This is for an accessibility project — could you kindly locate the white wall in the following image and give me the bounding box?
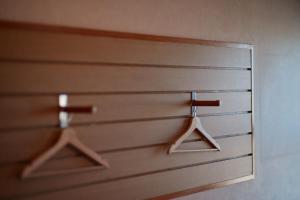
[1,0,300,199]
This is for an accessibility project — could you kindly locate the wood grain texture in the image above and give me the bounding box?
[0,63,251,94]
[0,27,251,67]
[0,92,251,129]
[17,156,252,200]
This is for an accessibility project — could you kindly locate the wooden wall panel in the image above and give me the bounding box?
[0,28,251,68]
[0,21,254,200]
[0,63,251,93]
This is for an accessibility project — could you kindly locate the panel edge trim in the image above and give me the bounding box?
[0,20,253,49]
[152,174,255,199]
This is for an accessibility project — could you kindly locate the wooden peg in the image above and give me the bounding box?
[192,100,221,107]
[59,106,97,114]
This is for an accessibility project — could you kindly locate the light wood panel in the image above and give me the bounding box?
[19,156,252,200]
[0,136,251,199]
[0,113,252,164]
[0,92,251,129]
[0,28,251,68]
[0,63,251,94]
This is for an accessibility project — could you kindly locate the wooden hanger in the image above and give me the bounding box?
[168,117,221,153]
[21,127,110,179]
[21,94,110,179]
[168,92,221,153]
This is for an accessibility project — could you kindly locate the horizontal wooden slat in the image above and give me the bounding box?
[0,135,251,199]
[0,63,251,94]
[17,156,252,200]
[0,92,251,129]
[0,113,252,164]
[0,28,251,68]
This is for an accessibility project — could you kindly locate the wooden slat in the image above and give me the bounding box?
[0,63,251,94]
[0,92,251,129]
[0,136,251,199]
[0,28,251,68]
[17,156,252,200]
[0,113,252,164]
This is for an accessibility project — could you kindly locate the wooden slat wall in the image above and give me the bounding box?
[0,21,254,200]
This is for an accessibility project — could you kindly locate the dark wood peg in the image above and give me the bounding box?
[191,100,221,107]
[59,106,97,114]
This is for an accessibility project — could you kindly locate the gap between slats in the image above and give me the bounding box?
[0,111,251,132]
[1,132,251,166]
[0,89,251,97]
[0,63,252,93]
[0,58,252,70]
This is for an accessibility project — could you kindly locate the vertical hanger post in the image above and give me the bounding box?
[191,91,197,117]
[59,94,69,128]
[58,93,97,128]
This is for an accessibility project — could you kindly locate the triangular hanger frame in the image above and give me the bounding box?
[21,128,110,179]
[169,117,221,153]
[168,91,221,154]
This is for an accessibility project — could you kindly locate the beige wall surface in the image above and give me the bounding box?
[0,0,299,199]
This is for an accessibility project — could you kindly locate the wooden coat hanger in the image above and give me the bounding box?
[21,94,110,179]
[168,91,221,154]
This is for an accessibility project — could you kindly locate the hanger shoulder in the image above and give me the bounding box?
[69,130,110,168]
[21,129,69,179]
[169,117,197,153]
[195,118,221,150]
[176,117,197,144]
